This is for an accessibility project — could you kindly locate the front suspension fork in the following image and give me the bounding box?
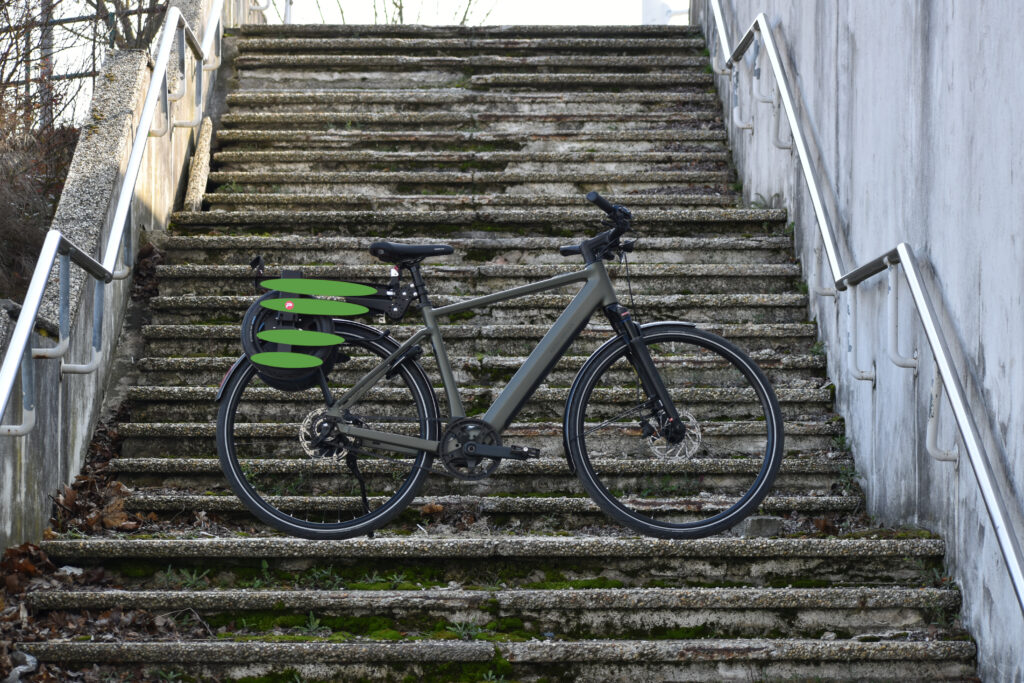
[602,304,685,441]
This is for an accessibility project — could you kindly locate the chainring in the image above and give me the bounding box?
[439,417,501,481]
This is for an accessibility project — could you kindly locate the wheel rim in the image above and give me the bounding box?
[570,328,782,534]
[219,334,434,535]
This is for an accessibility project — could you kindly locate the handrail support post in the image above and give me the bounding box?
[32,251,71,359]
[886,259,918,372]
[927,359,959,463]
[847,282,875,383]
[0,351,36,437]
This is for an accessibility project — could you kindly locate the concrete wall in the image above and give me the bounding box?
[693,1,1024,678]
[0,0,227,551]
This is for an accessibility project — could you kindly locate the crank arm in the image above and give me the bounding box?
[463,442,539,460]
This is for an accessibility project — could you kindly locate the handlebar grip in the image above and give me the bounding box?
[559,244,583,257]
[586,191,616,215]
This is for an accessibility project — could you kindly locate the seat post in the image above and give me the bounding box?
[406,263,432,307]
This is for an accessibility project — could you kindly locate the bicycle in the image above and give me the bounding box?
[216,191,784,539]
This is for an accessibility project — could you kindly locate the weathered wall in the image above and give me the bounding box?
[0,0,223,551]
[693,1,1024,678]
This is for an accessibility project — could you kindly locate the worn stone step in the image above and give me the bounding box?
[136,349,825,386]
[140,322,821,357]
[172,208,783,237]
[159,234,792,267]
[213,128,728,148]
[19,638,975,681]
[203,171,733,196]
[198,192,738,213]
[470,72,715,89]
[218,110,721,131]
[39,536,947,588]
[119,492,859,529]
[235,54,711,72]
[26,586,957,640]
[211,149,731,171]
[109,454,852,496]
[156,263,801,297]
[171,207,780,227]
[200,193,739,213]
[147,292,809,326]
[236,25,704,39]
[119,418,840,459]
[126,380,830,423]
[225,89,720,114]
[235,37,708,55]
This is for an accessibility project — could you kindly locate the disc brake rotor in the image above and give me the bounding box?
[646,410,701,458]
[299,407,345,460]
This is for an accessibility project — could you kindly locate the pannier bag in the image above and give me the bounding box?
[240,274,376,391]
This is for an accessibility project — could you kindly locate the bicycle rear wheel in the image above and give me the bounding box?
[216,321,439,539]
[564,322,784,538]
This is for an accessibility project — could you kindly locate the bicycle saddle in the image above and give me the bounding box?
[369,241,454,265]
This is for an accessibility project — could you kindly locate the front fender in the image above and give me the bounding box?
[216,355,249,403]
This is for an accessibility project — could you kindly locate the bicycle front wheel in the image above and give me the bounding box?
[216,321,439,539]
[564,322,784,538]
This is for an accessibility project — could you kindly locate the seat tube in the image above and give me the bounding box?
[421,304,464,418]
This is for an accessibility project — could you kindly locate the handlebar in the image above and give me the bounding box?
[559,192,635,263]
[586,190,616,215]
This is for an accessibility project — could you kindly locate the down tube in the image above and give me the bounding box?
[483,281,608,432]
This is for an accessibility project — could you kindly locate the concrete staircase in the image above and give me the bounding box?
[18,25,975,680]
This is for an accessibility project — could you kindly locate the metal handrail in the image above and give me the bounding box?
[0,0,254,436]
[705,0,1024,617]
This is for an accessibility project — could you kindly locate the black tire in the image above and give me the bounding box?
[564,322,784,538]
[217,320,439,539]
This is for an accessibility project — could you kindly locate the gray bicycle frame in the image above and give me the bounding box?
[329,259,620,455]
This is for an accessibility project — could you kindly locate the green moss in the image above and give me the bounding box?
[235,671,308,683]
[524,576,624,590]
[448,309,477,322]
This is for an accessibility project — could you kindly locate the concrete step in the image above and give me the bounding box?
[18,638,975,681]
[213,128,728,148]
[146,292,809,326]
[25,586,957,640]
[171,208,784,237]
[155,263,801,296]
[126,381,831,423]
[38,536,947,588]
[237,68,715,91]
[118,492,860,530]
[140,322,821,357]
[210,149,731,171]
[119,419,841,459]
[236,25,704,39]
[160,234,792,266]
[470,72,715,89]
[109,454,853,496]
[203,171,734,196]
[217,110,721,131]
[235,37,708,55]
[136,350,825,386]
[234,54,711,71]
[200,192,740,212]
[224,89,721,114]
